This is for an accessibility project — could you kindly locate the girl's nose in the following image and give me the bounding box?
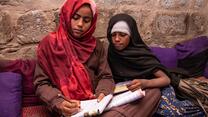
[77,19,83,27]
[115,34,120,42]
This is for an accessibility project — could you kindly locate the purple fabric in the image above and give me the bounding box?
[0,72,22,117]
[0,59,42,107]
[150,47,177,68]
[175,36,208,59]
[175,36,208,77]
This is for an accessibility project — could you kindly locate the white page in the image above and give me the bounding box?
[105,89,145,110]
[72,99,98,117]
[72,94,113,117]
[97,94,113,114]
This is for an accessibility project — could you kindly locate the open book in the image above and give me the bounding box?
[72,86,145,117]
[113,80,131,94]
[110,81,145,110]
[105,89,145,111]
[72,94,113,117]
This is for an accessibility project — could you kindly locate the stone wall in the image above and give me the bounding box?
[0,0,207,59]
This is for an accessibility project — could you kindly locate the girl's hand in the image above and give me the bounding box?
[56,99,80,116]
[126,79,147,91]
[97,93,105,102]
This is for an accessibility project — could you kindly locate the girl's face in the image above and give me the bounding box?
[111,32,130,51]
[71,4,93,38]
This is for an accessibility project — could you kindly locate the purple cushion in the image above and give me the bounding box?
[0,72,22,117]
[175,36,208,59]
[175,36,208,77]
[150,47,177,68]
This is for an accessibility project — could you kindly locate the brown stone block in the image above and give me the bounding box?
[95,0,117,6]
[0,0,10,5]
[152,12,188,37]
[0,0,20,6]
[95,0,156,9]
[15,10,52,45]
[18,45,37,59]
[0,43,36,59]
[135,0,157,8]
[188,12,206,34]
[0,43,20,56]
[191,0,208,9]
[159,0,189,9]
[94,7,116,38]
[0,11,13,44]
[116,0,137,5]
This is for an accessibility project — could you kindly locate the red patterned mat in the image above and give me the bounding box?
[22,105,51,117]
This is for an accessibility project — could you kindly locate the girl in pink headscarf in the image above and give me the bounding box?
[34,0,114,116]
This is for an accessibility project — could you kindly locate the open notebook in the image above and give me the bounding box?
[72,81,145,117]
[71,94,113,117]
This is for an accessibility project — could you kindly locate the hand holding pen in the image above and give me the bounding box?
[57,94,80,116]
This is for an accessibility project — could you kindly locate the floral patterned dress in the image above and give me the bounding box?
[156,85,205,117]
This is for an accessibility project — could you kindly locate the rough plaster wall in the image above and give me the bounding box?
[0,0,207,59]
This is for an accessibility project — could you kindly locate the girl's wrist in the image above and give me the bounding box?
[142,79,149,89]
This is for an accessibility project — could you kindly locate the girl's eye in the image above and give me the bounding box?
[72,14,80,20]
[120,33,127,37]
[111,33,116,37]
[83,17,92,23]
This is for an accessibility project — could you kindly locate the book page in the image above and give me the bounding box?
[105,89,145,111]
[96,94,113,114]
[114,81,131,94]
[71,99,97,117]
[72,94,113,117]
